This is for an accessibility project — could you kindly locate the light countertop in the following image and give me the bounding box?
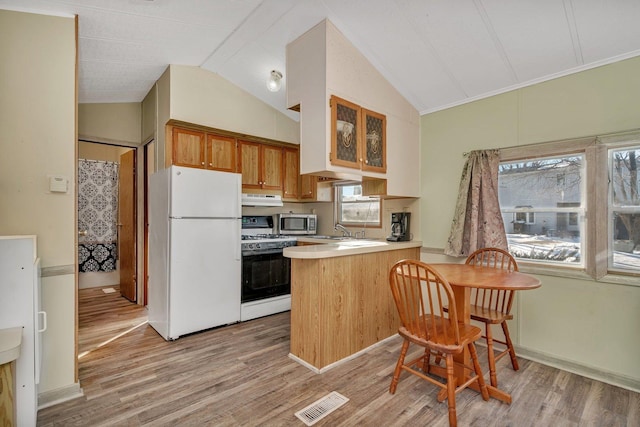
[0,326,22,365]
[284,238,422,259]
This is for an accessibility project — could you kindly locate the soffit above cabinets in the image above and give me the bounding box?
[3,0,640,118]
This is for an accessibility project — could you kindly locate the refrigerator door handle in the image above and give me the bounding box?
[38,311,47,332]
[235,219,241,261]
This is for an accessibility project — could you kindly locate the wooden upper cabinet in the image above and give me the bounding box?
[206,134,236,172]
[283,147,300,200]
[239,141,261,187]
[330,95,361,169]
[172,127,206,168]
[262,145,283,189]
[171,127,237,172]
[330,95,386,173]
[239,140,283,191]
[300,174,316,200]
[361,108,387,173]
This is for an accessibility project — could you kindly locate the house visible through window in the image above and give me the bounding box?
[498,155,584,265]
[336,184,381,226]
[497,134,640,279]
[609,146,640,272]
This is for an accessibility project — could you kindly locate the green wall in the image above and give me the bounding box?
[420,56,640,391]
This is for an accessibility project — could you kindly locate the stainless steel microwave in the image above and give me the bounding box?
[277,213,317,235]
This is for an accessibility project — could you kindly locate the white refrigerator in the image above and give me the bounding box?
[148,166,242,340]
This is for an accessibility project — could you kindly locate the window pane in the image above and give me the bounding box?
[507,218,581,263]
[499,155,583,265]
[610,147,640,272]
[499,156,583,209]
[337,185,380,225]
[611,148,640,207]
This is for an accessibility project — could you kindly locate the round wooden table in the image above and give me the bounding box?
[429,263,541,403]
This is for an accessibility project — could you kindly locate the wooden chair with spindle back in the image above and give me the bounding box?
[388,259,489,427]
[465,247,519,388]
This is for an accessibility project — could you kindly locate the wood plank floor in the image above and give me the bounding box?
[38,286,640,426]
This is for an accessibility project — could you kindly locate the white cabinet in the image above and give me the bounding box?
[0,236,44,427]
[286,19,420,198]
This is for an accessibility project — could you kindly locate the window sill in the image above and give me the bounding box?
[518,262,640,288]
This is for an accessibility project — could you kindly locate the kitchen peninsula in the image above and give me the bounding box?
[284,239,421,372]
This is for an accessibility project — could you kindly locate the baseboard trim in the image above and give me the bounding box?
[516,345,640,393]
[38,382,84,409]
[289,334,400,374]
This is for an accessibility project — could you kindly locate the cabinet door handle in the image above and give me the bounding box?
[201,162,205,165]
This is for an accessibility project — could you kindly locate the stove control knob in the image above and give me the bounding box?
[255,243,261,250]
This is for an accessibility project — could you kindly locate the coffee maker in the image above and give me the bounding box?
[386,212,411,242]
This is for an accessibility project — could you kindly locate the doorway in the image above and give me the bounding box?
[77,141,136,301]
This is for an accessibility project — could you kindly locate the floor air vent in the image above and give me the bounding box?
[295,391,349,426]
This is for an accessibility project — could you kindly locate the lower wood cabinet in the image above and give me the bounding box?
[290,247,420,369]
[0,360,15,425]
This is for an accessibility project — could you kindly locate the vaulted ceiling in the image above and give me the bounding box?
[3,0,640,121]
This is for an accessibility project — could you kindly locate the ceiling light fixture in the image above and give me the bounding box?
[266,70,283,92]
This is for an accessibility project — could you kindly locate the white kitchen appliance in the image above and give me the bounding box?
[240,216,296,321]
[0,235,46,427]
[148,166,242,340]
[277,213,317,235]
[241,193,283,207]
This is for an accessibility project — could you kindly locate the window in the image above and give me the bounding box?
[336,184,381,226]
[499,155,584,266]
[514,209,535,225]
[609,145,640,273]
[497,132,640,280]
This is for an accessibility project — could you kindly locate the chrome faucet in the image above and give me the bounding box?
[334,223,352,237]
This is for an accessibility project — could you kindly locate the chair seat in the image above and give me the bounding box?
[469,304,513,324]
[398,315,482,354]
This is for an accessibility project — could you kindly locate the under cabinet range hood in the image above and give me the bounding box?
[241,193,283,207]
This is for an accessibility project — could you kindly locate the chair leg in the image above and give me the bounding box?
[485,323,498,387]
[501,321,519,371]
[468,342,489,401]
[389,340,410,394]
[445,353,458,427]
[422,347,430,373]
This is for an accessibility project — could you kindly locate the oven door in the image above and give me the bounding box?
[241,248,291,303]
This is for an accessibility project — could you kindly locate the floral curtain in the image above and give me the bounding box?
[444,149,507,257]
[78,159,119,272]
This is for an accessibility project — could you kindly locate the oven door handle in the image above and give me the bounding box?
[242,248,285,257]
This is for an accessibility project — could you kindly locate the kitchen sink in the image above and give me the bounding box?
[310,235,354,240]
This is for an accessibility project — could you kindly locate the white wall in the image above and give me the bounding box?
[0,9,78,400]
[420,55,640,391]
[78,103,141,144]
[169,65,299,143]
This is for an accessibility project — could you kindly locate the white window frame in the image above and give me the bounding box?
[499,153,586,268]
[601,133,640,278]
[335,184,382,227]
[498,131,640,286]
